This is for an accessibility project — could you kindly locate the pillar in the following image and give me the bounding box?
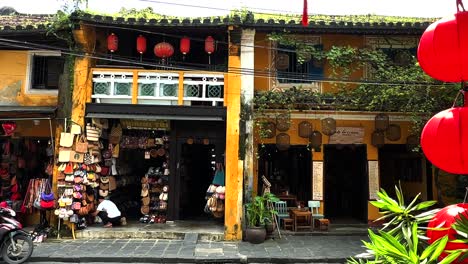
[224,27,243,240]
[240,29,255,202]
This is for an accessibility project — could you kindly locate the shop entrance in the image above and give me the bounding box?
[324,144,368,223]
[177,143,215,219]
[257,145,312,206]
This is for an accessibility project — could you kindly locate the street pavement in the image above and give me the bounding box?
[29,235,368,263]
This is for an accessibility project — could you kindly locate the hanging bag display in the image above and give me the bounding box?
[109,124,122,145]
[212,163,225,186]
[58,148,72,162]
[71,124,81,135]
[60,131,74,147]
[69,151,84,163]
[86,124,100,142]
[74,135,88,153]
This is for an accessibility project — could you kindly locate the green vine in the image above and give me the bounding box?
[254,33,459,145]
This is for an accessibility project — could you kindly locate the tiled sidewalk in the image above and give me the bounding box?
[30,235,367,263]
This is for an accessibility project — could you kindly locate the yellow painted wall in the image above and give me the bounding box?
[253,111,423,221]
[253,34,365,93]
[0,51,57,106]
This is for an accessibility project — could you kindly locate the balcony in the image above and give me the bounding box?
[91,69,225,106]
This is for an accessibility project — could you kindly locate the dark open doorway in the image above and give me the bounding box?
[177,143,215,220]
[257,145,312,205]
[324,144,368,223]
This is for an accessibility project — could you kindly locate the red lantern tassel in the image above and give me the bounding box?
[302,0,308,27]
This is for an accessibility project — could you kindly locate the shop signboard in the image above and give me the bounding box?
[368,160,379,200]
[312,161,323,200]
[328,127,364,144]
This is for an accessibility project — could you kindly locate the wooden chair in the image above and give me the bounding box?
[273,201,289,228]
[283,218,294,231]
[308,200,324,229]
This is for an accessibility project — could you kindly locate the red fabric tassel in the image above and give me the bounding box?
[302,0,308,26]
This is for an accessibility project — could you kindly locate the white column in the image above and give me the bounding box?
[241,29,255,201]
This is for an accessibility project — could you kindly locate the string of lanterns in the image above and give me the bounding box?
[106,33,215,63]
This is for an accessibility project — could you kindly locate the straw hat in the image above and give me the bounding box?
[141,205,149,215]
[142,196,150,206]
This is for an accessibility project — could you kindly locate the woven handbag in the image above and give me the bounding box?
[109,124,122,144]
[74,135,88,153]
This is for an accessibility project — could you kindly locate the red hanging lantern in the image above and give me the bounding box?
[107,33,118,53]
[136,35,147,54]
[205,36,215,54]
[421,106,468,174]
[180,37,190,55]
[302,0,308,27]
[154,42,174,59]
[427,203,468,263]
[417,2,468,82]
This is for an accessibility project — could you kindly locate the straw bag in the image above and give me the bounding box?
[109,124,122,144]
[58,148,72,162]
[70,151,84,163]
[71,124,81,135]
[60,132,74,147]
[74,135,88,153]
[86,124,100,142]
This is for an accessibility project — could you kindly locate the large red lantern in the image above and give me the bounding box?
[136,35,147,54]
[205,36,215,54]
[421,107,468,174]
[107,33,118,53]
[427,203,468,263]
[417,2,468,82]
[154,42,174,59]
[180,37,190,55]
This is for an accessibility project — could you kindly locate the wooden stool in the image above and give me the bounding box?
[317,218,330,231]
[283,218,294,231]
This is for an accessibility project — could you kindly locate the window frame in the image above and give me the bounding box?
[364,37,419,79]
[269,36,323,92]
[25,50,63,95]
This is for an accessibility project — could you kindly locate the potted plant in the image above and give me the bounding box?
[245,192,279,244]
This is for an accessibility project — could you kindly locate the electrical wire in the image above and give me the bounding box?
[0,37,453,88]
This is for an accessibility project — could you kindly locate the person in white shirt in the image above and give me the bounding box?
[93,198,126,228]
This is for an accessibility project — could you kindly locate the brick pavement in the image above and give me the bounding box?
[30,235,368,263]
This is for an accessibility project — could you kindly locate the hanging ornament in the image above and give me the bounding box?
[107,33,118,59]
[417,0,468,82]
[276,113,290,132]
[276,133,290,151]
[136,35,147,61]
[205,36,215,64]
[371,131,385,148]
[298,121,312,138]
[261,122,276,139]
[180,37,190,60]
[302,0,308,27]
[386,124,401,141]
[375,113,389,131]
[321,118,336,136]
[309,130,322,149]
[154,42,174,64]
[420,106,468,174]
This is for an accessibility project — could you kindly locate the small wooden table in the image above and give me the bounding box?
[290,209,312,232]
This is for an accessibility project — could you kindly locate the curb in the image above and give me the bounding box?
[29,256,350,263]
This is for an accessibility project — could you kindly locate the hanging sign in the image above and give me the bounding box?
[368,160,379,200]
[312,161,323,200]
[328,127,364,144]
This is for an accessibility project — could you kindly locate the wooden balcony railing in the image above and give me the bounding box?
[91,69,225,106]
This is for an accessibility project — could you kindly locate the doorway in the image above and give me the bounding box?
[177,143,215,220]
[257,145,312,205]
[324,144,368,223]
